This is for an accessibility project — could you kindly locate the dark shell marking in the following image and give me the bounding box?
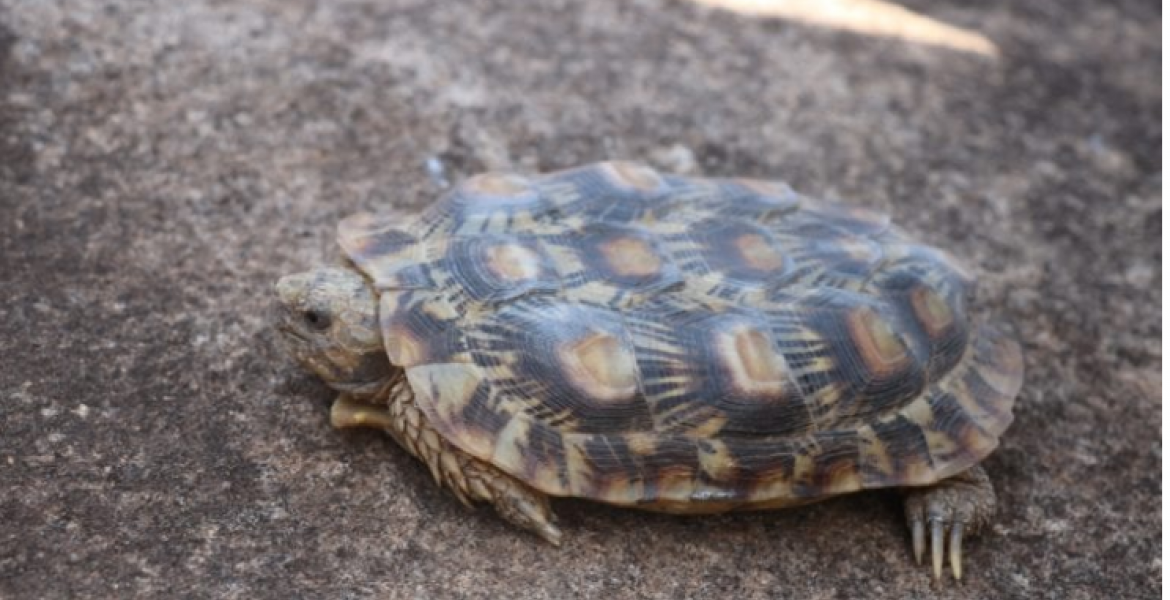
[340,161,1023,510]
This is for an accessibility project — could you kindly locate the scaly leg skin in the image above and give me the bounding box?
[903,465,996,582]
[331,393,563,545]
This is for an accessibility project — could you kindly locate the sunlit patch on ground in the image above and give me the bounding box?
[690,0,999,57]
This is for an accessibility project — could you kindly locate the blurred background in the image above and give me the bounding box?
[0,1,1159,598]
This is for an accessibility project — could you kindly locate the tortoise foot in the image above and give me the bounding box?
[903,465,995,582]
[472,464,563,546]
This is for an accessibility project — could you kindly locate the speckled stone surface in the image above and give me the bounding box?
[0,1,1159,598]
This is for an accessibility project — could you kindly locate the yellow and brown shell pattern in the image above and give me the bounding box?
[339,161,1023,513]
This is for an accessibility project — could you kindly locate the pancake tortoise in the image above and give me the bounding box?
[274,161,1023,581]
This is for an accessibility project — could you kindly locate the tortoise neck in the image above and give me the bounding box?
[372,367,412,407]
[333,366,409,404]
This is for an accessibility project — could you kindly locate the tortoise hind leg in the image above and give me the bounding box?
[460,453,563,545]
[903,465,996,581]
[331,393,563,545]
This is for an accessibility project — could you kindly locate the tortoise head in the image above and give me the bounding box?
[274,267,393,397]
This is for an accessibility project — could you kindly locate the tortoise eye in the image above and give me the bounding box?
[303,309,332,330]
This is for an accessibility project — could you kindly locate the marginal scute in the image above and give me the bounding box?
[564,437,594,496]
[857,425,894,482]
[901,393,982,481]
[626,432,658,456]
[801,199,892,235]
[599,476,645,505]
[464,172,532,197]
[379,291,467,368]
[698,440,738,481]
[735,178,797,202]
[406,363,490,452]
[385,324,425,367]
[893,243,976,284]
[338,214,427,289]
[338,211,407,239]
[491,417,532,475]
[971,326,1024,399]
[654,464,698,503]
[603,161,664,191]
[725,178,802,218]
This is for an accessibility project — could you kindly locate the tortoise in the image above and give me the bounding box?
[273,161,1022,580]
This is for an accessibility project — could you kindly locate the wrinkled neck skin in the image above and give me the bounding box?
[333,369,397,401]
[344,366,409,406]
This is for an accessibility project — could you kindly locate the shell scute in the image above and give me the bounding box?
[442,234,561,303]
[420,172,546,235]
[789,198,892,237]
[685,219,796,300]
[338,214,433,290]
[707,178,802,221]
[378,290,468,367]
[465,299,653,434]
[776,288,928,423]
[532,161,693,225]
[550,222,687,305]
[614,296,817,438]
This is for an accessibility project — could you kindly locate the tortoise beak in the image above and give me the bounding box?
[273,274,313,350]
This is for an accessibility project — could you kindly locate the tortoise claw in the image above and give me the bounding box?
[534,519,564,547]
[911,517,925,565]
[930,517,944,581]
[950,522,965,580]
[902,466,996,582]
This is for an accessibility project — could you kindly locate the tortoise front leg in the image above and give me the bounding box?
[330,393,563,545]
[902,465,996,581]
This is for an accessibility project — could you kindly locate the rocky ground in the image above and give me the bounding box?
[0,1,1160,598]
